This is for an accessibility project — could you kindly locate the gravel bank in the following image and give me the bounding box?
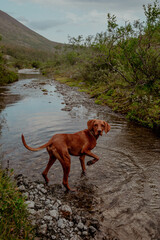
[15,174,111,240]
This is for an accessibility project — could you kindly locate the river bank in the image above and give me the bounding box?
[53,75,160,136]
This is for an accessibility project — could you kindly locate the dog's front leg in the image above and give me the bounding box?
[79,155,86,176]
[82,149,99,166]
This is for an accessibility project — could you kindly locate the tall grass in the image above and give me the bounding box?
[0,169,34,239]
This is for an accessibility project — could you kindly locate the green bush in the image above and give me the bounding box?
[32,61,41,69]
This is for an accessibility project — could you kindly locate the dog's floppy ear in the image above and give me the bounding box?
[104,121,111,133]
[87,119,95,131]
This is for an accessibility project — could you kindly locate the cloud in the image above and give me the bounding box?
[9,0,153,43]
[10,0,151,7]
[17,16,29,25]
[28,19,67,30]
[66,10,105,25]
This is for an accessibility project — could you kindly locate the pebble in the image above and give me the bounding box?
[49,209,59,219]
[18,185,26,191]
[77,222,85,230]
[44,215,52,221]
[25,200,35,208]
[61,204,72,215]
[15,174,98,239]
[88,226,97,236]
[57,218,68,229]
[39,224,47,235]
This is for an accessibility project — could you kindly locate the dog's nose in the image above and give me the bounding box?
[98,130,102,134]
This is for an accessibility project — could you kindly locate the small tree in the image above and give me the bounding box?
[105,0,160,90]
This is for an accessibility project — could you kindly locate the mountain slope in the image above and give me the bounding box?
[0,10,60,52]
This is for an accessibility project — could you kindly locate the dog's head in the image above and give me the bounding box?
[87,119,111,137]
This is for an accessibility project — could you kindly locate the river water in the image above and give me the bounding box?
[0,70,160,240]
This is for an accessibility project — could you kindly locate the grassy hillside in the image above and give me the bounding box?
[0,10,63,69]
[0,10,60,52]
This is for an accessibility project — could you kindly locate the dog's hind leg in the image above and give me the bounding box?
[42,149,56,184]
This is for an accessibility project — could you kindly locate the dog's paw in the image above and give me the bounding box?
[87,160,93,166]
[81,171,86,177]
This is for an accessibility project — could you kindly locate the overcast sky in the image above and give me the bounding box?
[1,0,154,44]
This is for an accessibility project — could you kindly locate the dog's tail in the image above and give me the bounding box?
[21,134,52,151]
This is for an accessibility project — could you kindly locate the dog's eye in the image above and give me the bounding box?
[101,125,105,128]
[94,124,98,127]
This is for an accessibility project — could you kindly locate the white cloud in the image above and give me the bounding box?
[29,19,67,30]
[17,16,29,25]
[66,13,81,24]
[9,0,154,43]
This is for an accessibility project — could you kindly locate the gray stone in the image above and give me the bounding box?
[28,208,36,215]
[77,222,85,230]
[40,196,46,201]
[18,185,26,191]
[70,235,82,240]
[49,209,59,219]
[37,184,44,189]
[29,195,35,201]
[69,221,74,227]
[82,231,88,236]
[25,200,35,209]
[52,201,60,210]
[40,188,47,194]
[57,199,62,206]
[83,225,87,231]
[39,224,47,235]
[60,205,72,215]
[45,199,51,205]
[51,236,57,239]
[44,215,52,221]
[48,204,54,209]
[57,218,68,229]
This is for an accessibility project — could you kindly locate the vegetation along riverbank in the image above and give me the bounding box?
[0,37,18,85]
[0,168,34,239]
[41,1,160,133]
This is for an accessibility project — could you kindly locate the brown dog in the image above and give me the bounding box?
[22,119,111,191]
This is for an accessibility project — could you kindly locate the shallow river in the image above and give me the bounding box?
[0,70,160,240]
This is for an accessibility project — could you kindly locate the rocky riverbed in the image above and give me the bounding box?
[15,174,114,240]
